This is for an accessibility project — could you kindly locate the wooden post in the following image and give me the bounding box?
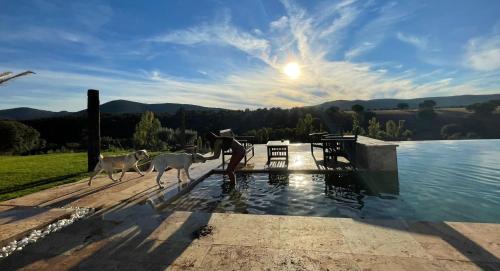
[87,89,101,172]
[180,108,186,147]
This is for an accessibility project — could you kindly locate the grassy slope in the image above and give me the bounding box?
[0,153,88,200]
[0,151,161,201]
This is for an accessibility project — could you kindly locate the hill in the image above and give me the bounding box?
[97,100,218,114]
[0,100,220,120]
[0,107,70,120]
[316,93,500,110]
[2,93,500,120]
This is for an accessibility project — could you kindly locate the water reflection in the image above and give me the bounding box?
[164,171,401,218]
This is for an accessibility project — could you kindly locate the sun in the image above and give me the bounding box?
[283,62,301,79]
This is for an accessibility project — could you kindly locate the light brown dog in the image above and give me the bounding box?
[88,150,149,186]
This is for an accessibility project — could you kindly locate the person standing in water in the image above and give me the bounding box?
[205,132,245,183]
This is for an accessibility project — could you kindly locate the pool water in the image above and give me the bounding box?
[165,140,500,222]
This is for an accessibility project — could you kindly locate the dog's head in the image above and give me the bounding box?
[135,150,149,160]
[192,153,207,163]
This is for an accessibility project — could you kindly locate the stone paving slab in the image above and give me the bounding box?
[0,206,73,247]
[0,209,499,270]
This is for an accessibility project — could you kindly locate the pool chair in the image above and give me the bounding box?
[219,129,255,167]
[309,132,358,165]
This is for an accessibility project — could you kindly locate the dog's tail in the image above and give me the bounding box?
[145,158,155,174]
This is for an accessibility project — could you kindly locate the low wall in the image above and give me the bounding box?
[354,136,399,171]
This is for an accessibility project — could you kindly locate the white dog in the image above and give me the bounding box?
[88,150,149,186]
[146,153,206,188]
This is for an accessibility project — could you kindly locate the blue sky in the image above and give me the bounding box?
[1,0,500,111]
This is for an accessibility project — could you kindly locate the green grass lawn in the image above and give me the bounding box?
[0,153,89,201]
[0,151,162,201]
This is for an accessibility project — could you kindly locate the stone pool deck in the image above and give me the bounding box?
[0,144,499,270]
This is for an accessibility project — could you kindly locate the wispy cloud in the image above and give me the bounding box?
[344,1,413,60]
[150,15,271,65]
[396,32,428,49]
[464,34,500,71]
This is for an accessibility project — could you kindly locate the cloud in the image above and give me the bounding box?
[270,16,289,30]
[151,17,271,64]
[344,42,375,59]
[396,32,428,49]
[344,2,413,59]
[464,34,500,71]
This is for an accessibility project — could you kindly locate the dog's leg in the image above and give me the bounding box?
[185,166,193,181]
[177,169,182,182]
[88,169,102,186]
[119,168,126,181]
[107,169,118,182]
[156,165,166,189]
[88,163,103,186]
[133,164,144,176]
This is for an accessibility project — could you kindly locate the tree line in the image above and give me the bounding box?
[1,98,499,154]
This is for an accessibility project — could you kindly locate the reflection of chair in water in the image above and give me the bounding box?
[268,173,289,185]
[323,171,400,210]
[324,172,364,209]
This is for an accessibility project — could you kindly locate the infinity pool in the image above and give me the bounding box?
[165,140,500,222]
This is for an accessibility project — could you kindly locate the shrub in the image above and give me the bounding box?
[133,111,161,150]
[0,120,43,154]
[466,101,497,116]
[351,104,364,113]
[367,117,381,139]
[397,103,409,110]
[417,108,437,120]
[441,124,463,139]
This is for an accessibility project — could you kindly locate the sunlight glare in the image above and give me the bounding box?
[283,62,301,79]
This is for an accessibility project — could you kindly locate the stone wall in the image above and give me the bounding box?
[354,136,398,171]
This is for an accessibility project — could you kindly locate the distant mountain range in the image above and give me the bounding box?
[1,94,499,120]
[317,93,500,110]
[0,107,70,120]
[0,100,220,120]
[82,100,220,115]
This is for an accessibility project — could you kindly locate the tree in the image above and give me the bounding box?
[351,104,364,114]
[295,113,314,140]
[133,111,161,150]
[397,120,411,139]
[0,71,35,85]
[326,106,340,113]
[397,103,409,110]
[419,100,436,109]
[441,123,463,139]
[490,100,500,107]
[367,117,382,139]
[417,99,437,120]
[385,120,398,139]
[0,120,43,154]
[351,114,365,135]
[466,102,497,116]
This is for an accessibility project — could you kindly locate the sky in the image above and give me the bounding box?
[1,0,500,111]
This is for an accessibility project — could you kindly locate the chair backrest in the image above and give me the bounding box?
[219,129,234,137]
